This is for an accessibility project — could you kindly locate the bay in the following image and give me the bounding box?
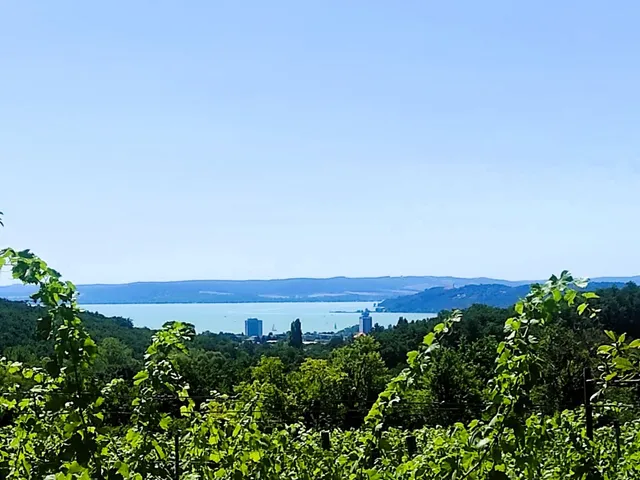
[81,302,436,334]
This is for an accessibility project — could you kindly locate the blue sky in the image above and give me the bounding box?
[1,1,639,284]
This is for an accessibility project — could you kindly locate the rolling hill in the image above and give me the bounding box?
[379,281,631,313]
[0,275,637,305]
[0,275,529,303]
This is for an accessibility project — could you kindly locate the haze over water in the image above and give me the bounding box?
[83,302,435,334]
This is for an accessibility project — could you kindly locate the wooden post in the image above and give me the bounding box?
[321,431,331,450]
[95,459,103,480]
[584,367,593,440]
[174,432,180,480]
[405,435,417,456]
[614,420,621,461]
[369,447,380,468]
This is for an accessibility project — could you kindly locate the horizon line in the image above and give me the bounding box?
[1,274,638,289]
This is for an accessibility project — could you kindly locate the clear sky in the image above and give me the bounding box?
[1,1,639,284]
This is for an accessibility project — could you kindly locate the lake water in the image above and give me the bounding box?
[82,302,436,334]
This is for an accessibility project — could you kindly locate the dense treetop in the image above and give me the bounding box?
[2,281,640,430]
[2,229,640,478]
[380,281,631,312]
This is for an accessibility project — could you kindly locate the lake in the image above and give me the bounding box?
[81,302,436,334]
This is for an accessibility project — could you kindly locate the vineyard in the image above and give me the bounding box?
[2,246,640,479]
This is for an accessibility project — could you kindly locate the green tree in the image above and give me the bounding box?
[530,324,595,413]
[93,336,141,382]
[175,349,230,398]
[1,245,634,479]
[235,356,296,425]
[288,358,347,428]
[421,348,484,425]
[289,318,303,349]
[330,335,389,427]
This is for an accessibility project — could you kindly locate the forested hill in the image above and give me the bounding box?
[2,281,640,420]
[0,275,531,303]
[1,275,638,304]
[380,281,630,312]
[0,297,153,361]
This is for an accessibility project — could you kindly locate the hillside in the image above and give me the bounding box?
[2,275,637,304]
[380,281,629,312]
[0,297,153,359]
[0,275,531,304]
[5,267,640,479]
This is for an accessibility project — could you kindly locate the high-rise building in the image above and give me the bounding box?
[359,309,372,334]
[245,318,263,338]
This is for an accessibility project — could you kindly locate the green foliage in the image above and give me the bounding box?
[596,283,640,339]
[331,335,389,427]
[0,247,102,478]
[232,336,390,429]
[3,244,640,478]
[289,318,303,349]
[289,358,347,428]
[4,278,640,433]
[94,337,142,383]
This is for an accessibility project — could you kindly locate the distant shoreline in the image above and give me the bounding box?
[75,302,437,335]
[3,275,637,309]
[79,299,385,306]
